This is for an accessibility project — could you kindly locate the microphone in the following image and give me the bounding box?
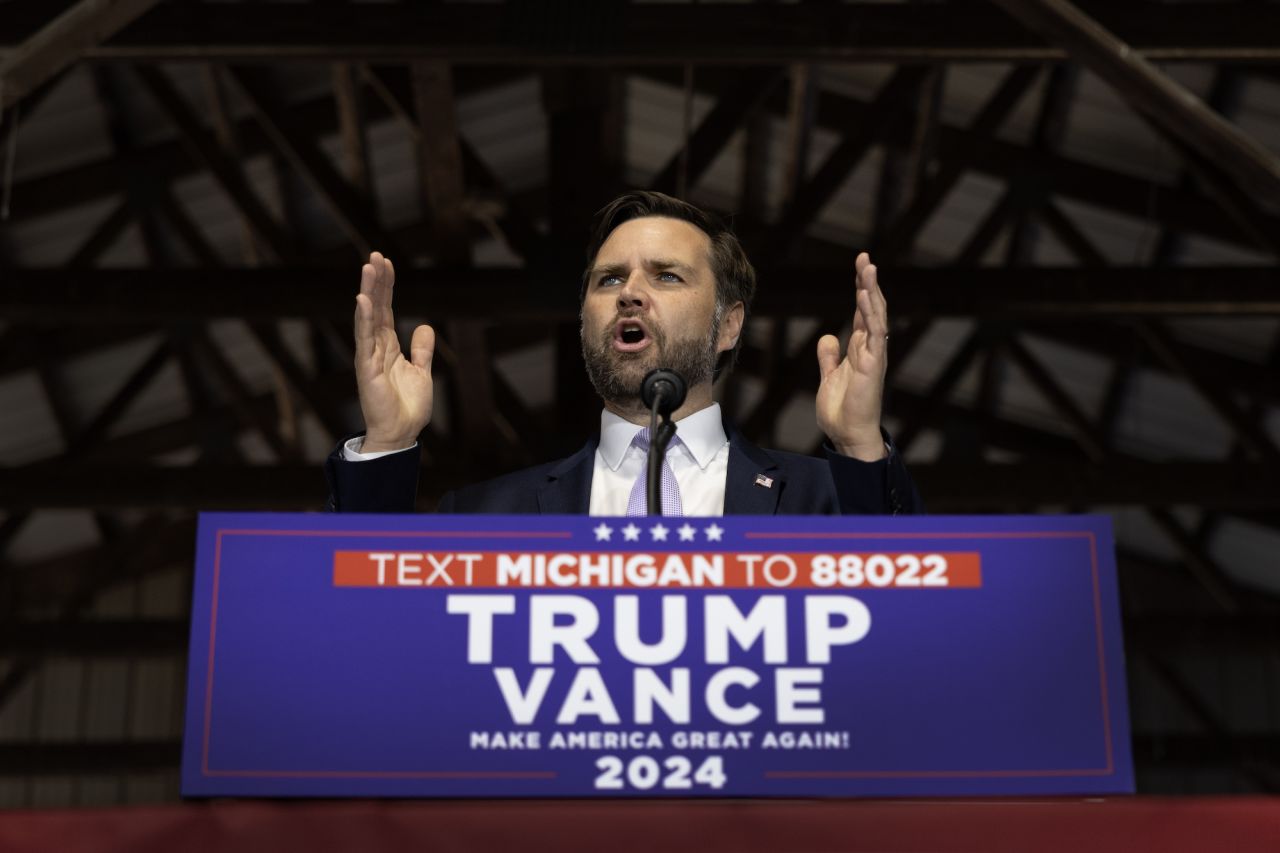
[640,369,688,516]
[640,368,687,418]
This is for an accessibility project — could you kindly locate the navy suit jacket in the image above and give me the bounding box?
[325,426,922,516]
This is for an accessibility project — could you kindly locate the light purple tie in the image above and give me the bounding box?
[626,428,683,516]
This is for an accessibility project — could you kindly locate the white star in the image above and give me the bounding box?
[677,523,697,542]
[650,523,670,542]
[622,523,641,542]
[704,523,724,542]
[592,523,614,542]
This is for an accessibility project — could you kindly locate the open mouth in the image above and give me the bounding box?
[613,318,652,352]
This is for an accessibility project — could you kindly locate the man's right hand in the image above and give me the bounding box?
[354,252,435,453]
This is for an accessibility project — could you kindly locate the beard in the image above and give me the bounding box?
[581,307,722,409]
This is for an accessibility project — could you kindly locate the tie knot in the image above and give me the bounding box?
[631,428,679,452]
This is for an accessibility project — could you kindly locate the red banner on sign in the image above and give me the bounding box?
[332,551,982,589]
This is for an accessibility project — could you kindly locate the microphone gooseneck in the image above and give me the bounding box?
[641,368,688,516]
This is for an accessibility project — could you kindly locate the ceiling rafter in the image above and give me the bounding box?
[5,3,1280,64]
[770,67,929,258]
[133,64,299,263]
[5,266,1279,323]
[411,59,506,458]
[876,65,1042,262]
[7,65,1276,260]
[650,66,785,198]
[989,0,1280,206]
[872,67,945,247]
[228,65,401,261]
[1004,332,1244,613]
[0,0,164,110]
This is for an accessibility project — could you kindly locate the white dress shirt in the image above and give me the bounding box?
[344,403,732,516]
[589,404,730,516]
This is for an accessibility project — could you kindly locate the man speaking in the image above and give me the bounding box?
[325,191,921,516]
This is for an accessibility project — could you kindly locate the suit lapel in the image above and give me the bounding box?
[537,437,597,514]
[723,430,784,515]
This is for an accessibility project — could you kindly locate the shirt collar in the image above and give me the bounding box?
[598,403,728,472]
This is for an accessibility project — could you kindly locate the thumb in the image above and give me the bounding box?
[410,324,436,370]
[816,334,842,379]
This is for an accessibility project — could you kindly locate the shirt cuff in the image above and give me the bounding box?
[827,441,892,462]
[343,436,419,462]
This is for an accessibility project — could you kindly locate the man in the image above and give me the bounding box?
[325,191,921,515]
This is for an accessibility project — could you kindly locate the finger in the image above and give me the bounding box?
[362,252,382,326]
[360,256,378,298]
[851,252,874,330]
[852,290,868,335]
[861,259,888,333]
[410,323,436,371]
[856,289,883,360]
[858,267,888,357]
[376,253,397,331]
[854,251,871,278]
[816,334,842,379]
[354,292,375,364]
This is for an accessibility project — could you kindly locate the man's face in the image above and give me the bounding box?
[580,216,739,407]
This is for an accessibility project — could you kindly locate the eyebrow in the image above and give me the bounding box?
[589,258,698,279]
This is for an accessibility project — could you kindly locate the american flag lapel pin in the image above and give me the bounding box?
[754,473,774,489]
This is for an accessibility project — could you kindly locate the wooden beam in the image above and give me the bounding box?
[771,68,928,257]
[65,199,131,267]
[0,0,163,110]
[89,64,175,265]
[873,68,945,247]
[876,66,1041,262]
[331,62,372,196]
[132,65,299,263]
[10,67,1279,260]
[989,0,1280,205]
[362,64,543,262]
[650,67,784,198]
[1151,70,1246,265]
[186,328,297,462]
[952,187,1025,266]
[1137,321,1280,462]
[544,67,624,445]
[1006,65,1078,265]
[5,4,1280,64]
[9,267,1279,323]
[228,65,401,260]
[999,326,1245,612]
[411,60,507,457]
[202,63,262,265]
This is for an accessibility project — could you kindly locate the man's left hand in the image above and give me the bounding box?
[816,252,889,462]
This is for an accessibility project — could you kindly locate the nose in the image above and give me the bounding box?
[616,270,648,311]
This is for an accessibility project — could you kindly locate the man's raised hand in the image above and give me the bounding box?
[815,252,889,462]
[354,252,435,453]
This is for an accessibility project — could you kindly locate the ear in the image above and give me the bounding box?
[717,301,745,353]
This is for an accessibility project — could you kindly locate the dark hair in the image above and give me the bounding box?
[581,191,757,374]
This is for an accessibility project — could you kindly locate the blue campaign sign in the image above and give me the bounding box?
[182,513,1132,798]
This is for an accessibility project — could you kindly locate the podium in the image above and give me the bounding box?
[181,512,1131,798]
